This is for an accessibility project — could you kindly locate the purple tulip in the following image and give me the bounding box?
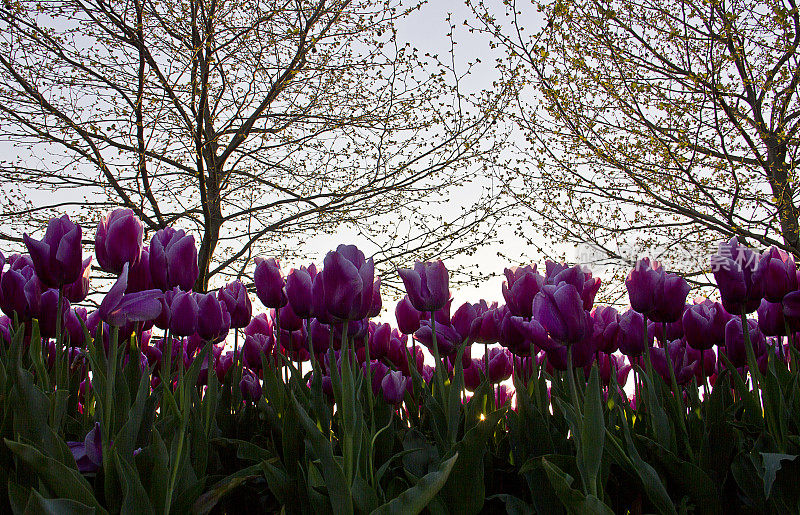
[218,280,252,329]
[398,260,450,313]
[126,245,153,293]
[682,300,730,350]
[757,299,792,337]
[309,319,332,354]
[590,306,620,353]
[755,246,797,302]
[277,303,304,332]
[451,302,478,345]
[487,347,513,383]
[471,303,502,344]
[95,208,144,275]
[99,263,163,327]
[617,310,654,358]
[286,266,314,319]
[169,290,198,337]
[499,311,551,356]
[64,307,87,347]
[38,288,70,339]
[783,290,800,321]
[243,333,272,371]
[320,246,374,321]
[651,274,690,323]
[63,257,92,303]
[68,422,103,473]
[254,257,287,308]
[532,282,592,345]
[381,370,408,404]
[650,340,698,386]
[149,227,199,291]
[724,317,766,368]
[395,295,422,334]
[712,237,764,314]
[0,262,41,321]
[244,313,273,338]
[240,371,263,402]
[545,262,602,310]
[626,259,689,323]
[368,277,382,318]
[196,293,230,342]
[369,322,391,358]
[625,258,664,317]
[364,360,389,396]
[463,359,483,391]
[502,265,544,318]
[23,214,83,288]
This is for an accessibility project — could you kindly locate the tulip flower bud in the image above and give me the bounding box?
[398,259,449,312]
[395,295,422,334]
[381,370,408,404]
[38,288,70,339]
[712,237,764,314]
[149,227,199,291]
[755,246,797,303]
[169,290,198,337]
[23,214,83,288]
[532,282,592,345]
[64,257,92,303]
[95,208,144,275]
[502,265,543,318]
[254,257,287,308]
[196,292,230,342]
[218,280,252,329]
[240,371,263,402]
[286,267,314,318]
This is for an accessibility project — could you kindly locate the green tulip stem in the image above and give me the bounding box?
[739,310,762,395]
[566,343,580,412]
[364,333,376,487]
[429,314,447,410]
[55,284,64,396]
[340,320,354,487]
[162,328,172,393]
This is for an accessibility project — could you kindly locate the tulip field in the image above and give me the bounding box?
[1,210,800,513]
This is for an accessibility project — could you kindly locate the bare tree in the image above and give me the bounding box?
[467,0,800,291]
[0,0,508,290]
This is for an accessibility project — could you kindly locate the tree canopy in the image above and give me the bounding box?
[468,0,800,287]
[0,0,507,290]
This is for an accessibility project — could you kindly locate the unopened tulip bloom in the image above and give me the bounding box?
[218,280,252,329]
[499,311,551,356]
[38,288,70,339]
[149,227,199,291]
[0,263,41,321]
[502,265,544,318]
[196,293,230,342]
[487,347,513,383]
[395,295,422,334]
[24,215,83,288]
[532,282,592,345]
[169,290,198,337]
[757,299,791,337]
[240,371,263,402]
[381,370,408,404]
[254,257,287,308]
[591,306,620,353]
[755,246,797,302]
[682,299,731,350]
[368,277,382,318]
[398,260,450,313]
[625,258,664,317]
[126,246,153,293]
[712,237,764,314]
[724,317,766,368]
[545,262,602,310]
[64,257,92,303]
[320,246,374,321]
[286,266,314,319]
[369,322,391,358]
[95,208,143,275]
[617,310,654,358]
[243,334,272,371]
